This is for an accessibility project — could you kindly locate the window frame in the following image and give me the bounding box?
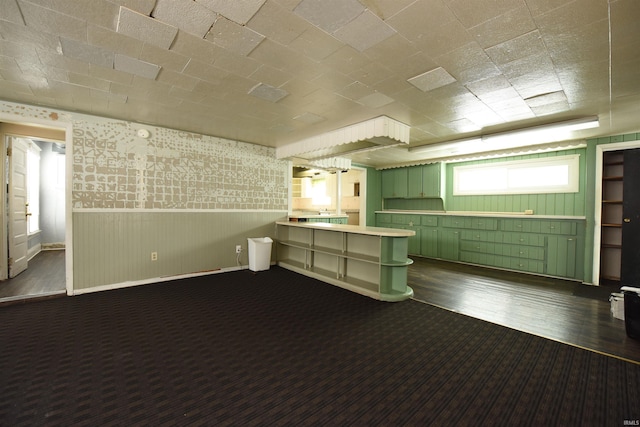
[452,154,580,196]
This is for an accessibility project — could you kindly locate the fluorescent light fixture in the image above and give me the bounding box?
[481,116,599,147]
[409,116,599,161]
[409,137,483,155]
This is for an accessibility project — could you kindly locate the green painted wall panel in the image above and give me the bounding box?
[444,148,587,216]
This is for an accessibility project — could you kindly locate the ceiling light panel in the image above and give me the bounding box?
[294,0,364,34]
[152,0,217,38]
[408,67,457,92]
[197,0,266,25]
[117,7,178,50]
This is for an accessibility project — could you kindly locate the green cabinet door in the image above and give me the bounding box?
[421,163,440,197]
[407,166,423,198]
[421,227,439,258]
[381,168,408,198]
[546,235,578,278]
[439,229,460,261]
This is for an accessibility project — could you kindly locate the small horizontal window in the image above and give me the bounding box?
[453,154,580,195]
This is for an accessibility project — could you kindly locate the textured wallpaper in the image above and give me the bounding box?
[1,101,288,210]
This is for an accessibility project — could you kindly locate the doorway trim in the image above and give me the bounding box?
[0,111,73,296]
[593,138,640,285]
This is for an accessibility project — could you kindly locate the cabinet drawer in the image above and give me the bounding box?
[443,216,497,230]
[392,214,421,226]
[508,245,544,260]
[421,216,439,227]
[501,232,545,247]
[539,221,577,235]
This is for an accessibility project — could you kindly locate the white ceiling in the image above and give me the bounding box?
[0,0,639,168]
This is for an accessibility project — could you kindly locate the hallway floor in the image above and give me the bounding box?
[0,250,65,303]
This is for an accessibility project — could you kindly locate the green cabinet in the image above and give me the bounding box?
[381,168,408,198]
[407,164,441,198]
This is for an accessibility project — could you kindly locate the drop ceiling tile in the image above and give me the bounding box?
[350,61,393,87]
[249,64,292,88]
[60,38,114,68]
[339,81,372,101]
[333,10,396,52]
[68,72,112,92]
[470,5,537,49]
[530,100,570,116]
[88,64,134,86]
[323,45,371,76]
[485,30,546,66]
[448,0,523,29]
[110,0,156,15]
[205,16,265,56]
[1,0,25,25]
[245,1,307,45]
[182,59,228,83]
[509,70,563,100]
[533,0,607,37]
[28,0,120,29]
[524,0,574,17]
[117,7,178,49]
[152,0,217,38]
[288,26,344,61]
[357,92,395,108]
[140,44,190,73]
[197,0,267,25]
[413,20,474,58]
[114,54,161,79]
[156,68,199,91]
[293,0,364,34]
[364,0,416,20]
[465,75,512,97]
[385,0,456,41]
[170,31,224,64]
[524,90,567,108]
[248,82,288,103]
[19,0,88,42]
[88,24,143,59]
[408,67,457,92]
[293,112,325,124]
[213,50,261,77]
[0,20,60,51]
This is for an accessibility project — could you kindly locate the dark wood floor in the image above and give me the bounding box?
[409,257,640,364]
[0,250,66,303]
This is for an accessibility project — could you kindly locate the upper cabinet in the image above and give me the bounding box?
[383,164,440,199]
[381,168,408,198]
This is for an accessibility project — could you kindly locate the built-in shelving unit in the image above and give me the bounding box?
[275,221,414,302]
[600,151,624,283]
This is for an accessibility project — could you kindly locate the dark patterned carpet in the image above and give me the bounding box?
[1,266,639,426]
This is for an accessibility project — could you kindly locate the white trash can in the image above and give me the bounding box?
[248,237,273,272]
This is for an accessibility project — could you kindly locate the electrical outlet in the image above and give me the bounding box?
[151,252,158,261]
[236,245,242,254]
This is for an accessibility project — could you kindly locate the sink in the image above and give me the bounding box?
[318,211,331,216]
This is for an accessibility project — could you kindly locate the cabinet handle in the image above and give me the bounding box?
[519,251,524,254]
[568,238,574,241]
[624,218,631,223]
[517,224,522,228]
[519,238,524,242]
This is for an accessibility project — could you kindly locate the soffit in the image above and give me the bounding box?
[0,0,637,168]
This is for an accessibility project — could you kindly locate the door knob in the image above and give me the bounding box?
[623,218,631,223]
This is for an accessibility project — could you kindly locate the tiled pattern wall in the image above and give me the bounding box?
[1,101,289,211]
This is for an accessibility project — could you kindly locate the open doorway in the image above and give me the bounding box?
[0,122,68,302]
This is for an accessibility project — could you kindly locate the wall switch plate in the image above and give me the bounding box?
[524,209,534,215]
[236,245,242,253]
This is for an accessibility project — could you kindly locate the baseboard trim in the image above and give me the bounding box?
[71,264,254,296]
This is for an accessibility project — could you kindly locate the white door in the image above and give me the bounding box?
[8,136,29,278]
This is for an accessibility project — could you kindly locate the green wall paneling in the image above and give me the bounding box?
[444,148,587,216]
